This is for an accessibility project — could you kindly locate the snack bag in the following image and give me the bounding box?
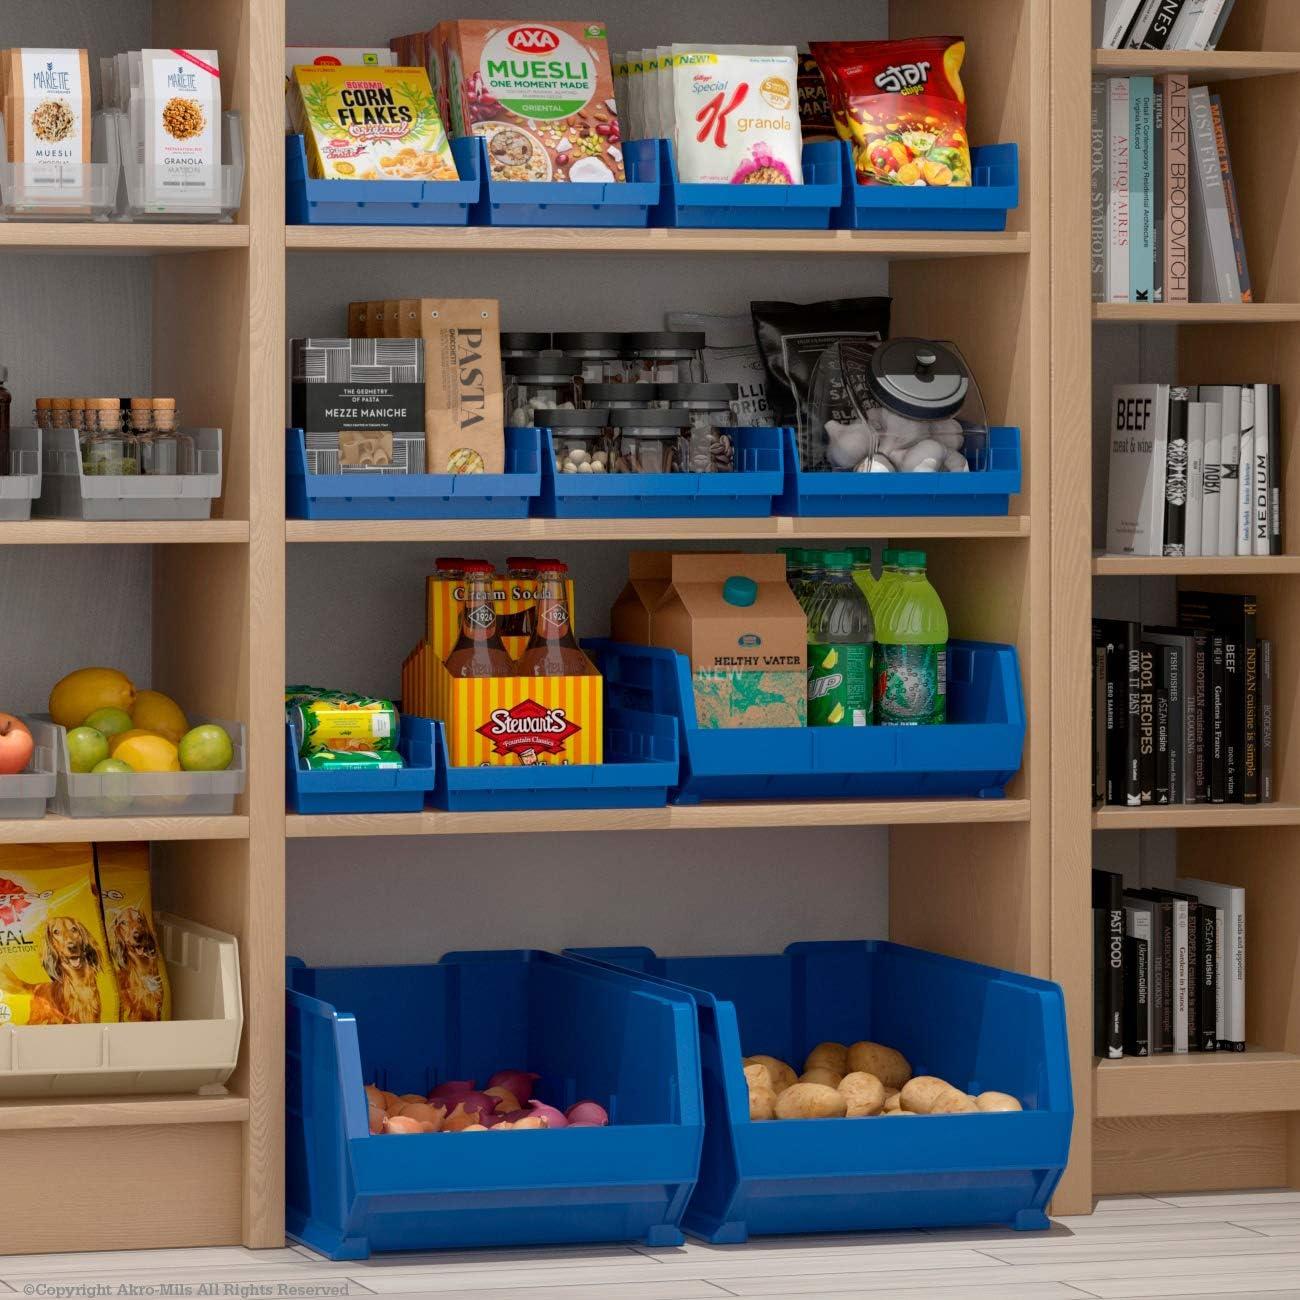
[96,843,171,1023]
[294,694,400,757]
[671,44,803,185]
[0,844,119,1025]
[811,37,971,187]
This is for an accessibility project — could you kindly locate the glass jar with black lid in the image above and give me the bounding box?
[505,356,583,427]
[609,408,693,474]
[554,332,625,385]
[500,331,552,362]
[582,382,660,410]
[538,408,612,476]
[660,382,739,472]
[622,331,705,386]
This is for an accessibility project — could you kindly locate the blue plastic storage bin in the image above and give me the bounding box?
[471,137,659,228]
[535,426,785,519]
[652,139,842,230]
[431,709,677,813]
[285,135,481,226]
[566,940,1072,1243]
[834,142,1020,232]
[776,427,1022,517]
[286,427,541,520]
[286,949,704,1258]
[593,639,1025,804]
[285,717,437,815]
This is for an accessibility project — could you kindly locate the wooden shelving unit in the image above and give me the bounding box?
[1055,0,1300,1211]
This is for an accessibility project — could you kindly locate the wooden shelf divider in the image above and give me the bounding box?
[1095,1050,1300,1119]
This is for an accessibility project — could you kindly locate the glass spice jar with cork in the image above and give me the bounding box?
[83,398,139,476]
[133,397,192,475]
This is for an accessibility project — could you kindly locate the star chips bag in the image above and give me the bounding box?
[811,37,971,188]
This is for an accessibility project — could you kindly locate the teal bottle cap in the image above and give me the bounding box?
[894,550,927,568]
[822,550,854,569]
[723,576,758,607]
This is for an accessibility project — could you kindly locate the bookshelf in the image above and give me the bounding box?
[1054,0,1300,1210]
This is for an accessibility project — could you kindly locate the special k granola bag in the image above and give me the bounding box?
[0,844,119,1025]
[96,843,171,1023]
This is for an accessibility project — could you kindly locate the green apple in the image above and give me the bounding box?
[84,707,134,738]
[66,726,109,773]
[178,724,234,773]
[91,757,133,775]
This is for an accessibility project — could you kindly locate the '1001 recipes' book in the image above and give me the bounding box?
[1106,384,1169,556]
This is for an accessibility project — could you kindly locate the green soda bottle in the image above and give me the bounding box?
[849,546,877,611]
[872,550,948,726]
[806,550,874,728]
[793,549,824,613]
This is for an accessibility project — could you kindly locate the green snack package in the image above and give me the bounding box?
[294,695,401,757]
[302,749,406,771]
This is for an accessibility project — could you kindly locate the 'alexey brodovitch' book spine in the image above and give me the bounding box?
[1093,869,1125,1059]
[1161,72,1190,303]
[1163,387,1193,556]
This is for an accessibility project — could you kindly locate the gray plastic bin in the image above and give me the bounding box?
[0,429,42,521]
[0,717,57,819]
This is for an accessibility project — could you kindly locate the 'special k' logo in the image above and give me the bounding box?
[477,699,580,756]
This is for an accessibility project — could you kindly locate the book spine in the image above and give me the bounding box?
[1205,0,1237,50]
[1130,78,1155,303]
[1092,79,1107,303]
[1214,904,1226,1044]
[1137,643,1156,803]
[1105,635,1124,805]
[1172,898,1189,1053]
[1139,0,1188,48]
[1185,898,1200,1050]
[1189,86,1239,302]
[1153,82,1164,301]
[1155,661,1170,804]
[1260,638,1273,802]
[1241,595,1258,805]
[1209,634,1226,802]
[1163,388,1191,555]
[1210,95,1252,301]
[1267,385,1282,554]
[1189,0,1232,50]
[1108,79,1132,303]
[1226,894,1245,1049]
[1216,387,1241,557]
[1159,900,1173,1051]
[1105,0,1148,47]
[1184,401,1205,557]
[1200,906,1217,1050]
[1200,401,1222,557]
[1163,643,1183,803]
[1124,935,1150,1055]
[1190,632,1208,802]
[1224,637,1241,802]
[1253,384,1271,556]
[1094,643,1108,805]
[1126,627,1142,805]
[1237,386,1256,556]
[1162,73,1191,303]
[1126,0,1168,46]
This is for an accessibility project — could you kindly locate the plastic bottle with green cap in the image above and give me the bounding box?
[778,546,805,595]
[805,550,874,728]
[793,549,824,615]
[872,549,949,725]
[849,546,877,611]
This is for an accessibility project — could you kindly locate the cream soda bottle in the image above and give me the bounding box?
[872,550,948,725]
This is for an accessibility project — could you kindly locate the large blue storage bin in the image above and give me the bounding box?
[593,639,1025,804]
[285,135,480,226]
[652,139,842,230]
[834,142,1020,232]
[566,940,1073,1243]
[431,709,678,813]
[471,138,660,228]
[535,426,785,519]
[286,949,704,1258]
[776,427,1022,518]
[286,427,541,520]
[285,717,437,815]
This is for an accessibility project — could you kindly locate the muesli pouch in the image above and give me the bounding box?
[3,48,92,207]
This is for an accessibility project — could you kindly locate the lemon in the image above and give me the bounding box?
[49,667,135,730]
[109,728,168,755]
[113,733,180,773]
[131,690,189,743]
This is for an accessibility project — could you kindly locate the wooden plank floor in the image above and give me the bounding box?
[3,1192,1300,1297]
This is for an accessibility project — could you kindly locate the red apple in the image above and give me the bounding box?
[0,714,34,776]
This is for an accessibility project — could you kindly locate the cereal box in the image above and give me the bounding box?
[433,20,625,183]
[292,64,458,182]
[284,48,397,131]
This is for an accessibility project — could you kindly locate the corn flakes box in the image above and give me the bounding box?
[291,64,459,181]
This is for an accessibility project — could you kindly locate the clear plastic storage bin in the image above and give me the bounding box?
[0,111,121,221]
[0,717,57,820]
[0,428,42,520]
[0,914,243,1097]
[118,110,244,222]
[41,715,246,818]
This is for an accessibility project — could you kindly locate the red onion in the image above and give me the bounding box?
[525,1100,568,1128]
[565,1101,610,1126]
[428,1079,476,1101]
[488,1069,540,1103]
[499,1108,529,1123]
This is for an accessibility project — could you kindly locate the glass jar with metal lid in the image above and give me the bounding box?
[554,332,625,385]
[622,331,705,386]
[609,408,693,474]
[582,382,660,411]
[538,408,612,476]
[500,331,552,362]
[660,382,739,473]
[505,356,583,427]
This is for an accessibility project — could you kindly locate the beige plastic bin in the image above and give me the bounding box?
[0,913,243,1097]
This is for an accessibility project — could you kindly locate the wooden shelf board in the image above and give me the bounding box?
[1094,1049,1300,1118]
[1092,49,1300,81]
[287,226,1031,258]
[1093,303,1300,322]
[287,798,1030,839]
[288,515,1031,544]
[1093,553,1300,575]
[0,224,249,253]
[0,520,249,546]
[1093,804,1300,829]
[0,814,249,843]
[0,1093,250,1132]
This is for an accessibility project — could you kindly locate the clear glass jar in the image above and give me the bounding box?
[48,398,74,430]
[500,331,552,362]
[539,408,612,476]
[83,399,140,476]
[505,357,583,426]
[132,398,195,475]
[33,398,53,431]
[554,332,624,386]
[582,382,659,411]
[660,382,739,473]
[609,408,692,474]
[622,331,705,387]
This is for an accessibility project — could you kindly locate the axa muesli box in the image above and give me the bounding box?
[433,20,625,184]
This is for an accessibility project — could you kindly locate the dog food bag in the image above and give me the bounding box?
[0,843,119,1025]
[2,48,92,206]
[810,37,971,187]
[292,63,457,182]
[671,44,803,185]
[96,843,171,1023]
[434,20,625,183]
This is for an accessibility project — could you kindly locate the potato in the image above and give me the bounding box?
[900,1075,956,1114]
[976,1091,1023,1113]
[838,1071,885,1117]
[774,1082,847,1120]
[883,1091,902,1113]
[883,1086,899,1101]
[884,1108,917,1115]
[846,1041,911,1089]
[744,1055,797,1094]
[932,1091,979,1114]
[749,1086,778,1121]
[800,1066,844,1088]
[744,1063,773,1091]
[804,1041,848,1075]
